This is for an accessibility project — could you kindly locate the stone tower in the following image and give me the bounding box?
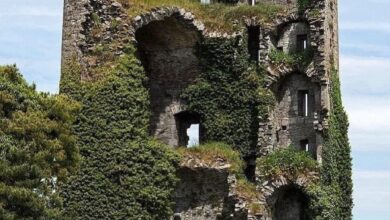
[61,0,351,219]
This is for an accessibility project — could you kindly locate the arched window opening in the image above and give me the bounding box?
[135,16,201,147]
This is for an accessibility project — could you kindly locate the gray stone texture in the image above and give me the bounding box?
[276,22,310,54]
[274,73,321,156]
[61,0,339,219]
[135,17,202,147]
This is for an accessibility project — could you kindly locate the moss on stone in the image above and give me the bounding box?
[121,0,287,32]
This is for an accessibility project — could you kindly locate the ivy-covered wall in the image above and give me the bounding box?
[319,68,353,219]
[59,0,352,219]
[182,37,274,157]
[60,47,180,219]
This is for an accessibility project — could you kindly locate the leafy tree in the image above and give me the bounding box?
[0,65,81,219]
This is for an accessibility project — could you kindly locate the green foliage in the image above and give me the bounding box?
[123,0,286,32]
[177,142,244,174]
[319,68,353,219]
[0,65,80,219]
[257,147,318,180]
[236,178,259,200]
[297,0,311,12]
[60,46,180,219]
[182,37,274,157]
[269,48,314,68]
[306,183,344,220]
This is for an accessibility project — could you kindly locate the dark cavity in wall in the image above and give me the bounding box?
[244,155,257,182]
[135,16,201,147]
[271,185,309,220]
[247,25,260,62]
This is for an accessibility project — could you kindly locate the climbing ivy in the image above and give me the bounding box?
[60,46,180,220]
[319,67,353,219]
[181,37,274,157]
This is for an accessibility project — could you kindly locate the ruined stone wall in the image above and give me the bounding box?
[174,166,232,219]
[136,17,202,147]
[61,0,344,219]
[276,22,310,53]
[238,0,297,7]
[275,73,321,155]
[324,0,339,70]
[61,0,88,72]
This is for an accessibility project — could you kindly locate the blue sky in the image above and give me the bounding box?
[0,0,389,219]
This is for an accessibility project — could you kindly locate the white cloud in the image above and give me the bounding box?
[340,22,390,34]
[340,55,390,152]
[353,170,390,213]
[342,43,390,55]
[340,55,390,95]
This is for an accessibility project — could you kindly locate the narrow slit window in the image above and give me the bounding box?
[247,26,260,62]
[298,90,309,117]
[187,124,199,147]
[300,139,309,152]
[248,0,256,6]
[297,34,308,52]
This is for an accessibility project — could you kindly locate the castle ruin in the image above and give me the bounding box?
[60,0,349,219]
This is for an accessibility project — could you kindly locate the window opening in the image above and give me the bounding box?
[297,34,308,52]
[187,124,199,147]
[176,111,201,147]
[298,90,309,117]
[300,139,309,152]
[247,26,260,62]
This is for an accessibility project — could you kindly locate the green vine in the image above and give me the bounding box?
[181,37,274,157]
[60,46,180,220]
[319,67,353,219]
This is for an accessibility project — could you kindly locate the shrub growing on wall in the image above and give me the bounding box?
[0,65,80,219]
[60,46,180,219]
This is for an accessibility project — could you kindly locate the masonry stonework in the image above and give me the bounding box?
[61,0,343,219]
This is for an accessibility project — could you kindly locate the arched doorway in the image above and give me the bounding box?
[272,186,309,220]
[135,15,201,147]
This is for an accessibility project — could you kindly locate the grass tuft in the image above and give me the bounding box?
[257,147,318,180]
[177,142,244,174]
[119,0,287,32]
